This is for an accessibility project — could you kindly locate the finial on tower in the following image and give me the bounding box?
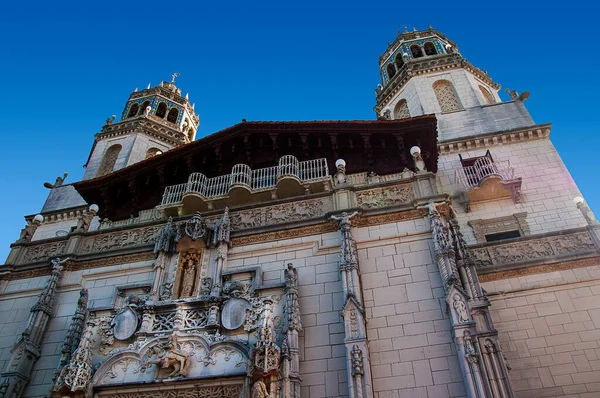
[171,72,180,83]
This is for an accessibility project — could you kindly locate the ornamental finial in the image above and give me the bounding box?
[171,72,180,83]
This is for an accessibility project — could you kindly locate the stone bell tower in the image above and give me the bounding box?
[374,27,534,141]
[82,74,200,180]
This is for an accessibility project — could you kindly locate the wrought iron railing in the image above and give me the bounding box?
[159,156,329,207]
[455,157,515,190]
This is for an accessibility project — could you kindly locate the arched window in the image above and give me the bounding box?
[146,147,163,159]
[187,129,195,142]
[139,100,151,115]
[424,42,437,56]
[156,102,167,118]
[96,144,122,177]
[394,54,404,70]
[410,44,424,58]
[479,85,495,105]
[433,80,463,112]
[127,103,139,118]
[394,99,410,119]
[386,63,396,79]
[167,107,179,123]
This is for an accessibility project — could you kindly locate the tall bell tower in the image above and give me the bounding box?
[82,74,199,180]
[374,27,534,141]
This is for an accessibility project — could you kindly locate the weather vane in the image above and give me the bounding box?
[171,72,180,83]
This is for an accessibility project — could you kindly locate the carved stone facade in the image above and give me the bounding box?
[2,27,599,398]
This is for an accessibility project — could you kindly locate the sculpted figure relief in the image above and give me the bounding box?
[453,294,470,323]
[252,379,269,398]
[145,335,191,378]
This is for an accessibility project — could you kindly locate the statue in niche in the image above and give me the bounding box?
[252,379,269,398]
[453,294,470,323]
[179,258,197,298]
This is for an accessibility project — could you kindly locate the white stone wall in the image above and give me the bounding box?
[0,259,154,397]
[82,135,136,180]
[126,135,172,167]
[437,137,588,245]
[483,263,600,398]
[31,219,78,241]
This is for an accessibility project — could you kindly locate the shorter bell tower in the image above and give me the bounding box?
[82,74,199,180]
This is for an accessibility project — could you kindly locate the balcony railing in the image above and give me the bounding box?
[159,156,330,207]
[454,157,515,190]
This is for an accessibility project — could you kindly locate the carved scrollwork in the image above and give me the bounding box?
[81,226,159,254]
[22,242,67,263]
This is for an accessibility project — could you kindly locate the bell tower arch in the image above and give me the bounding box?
[83,74,200,180]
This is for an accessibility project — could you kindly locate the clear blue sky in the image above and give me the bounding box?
[0,1,597,262]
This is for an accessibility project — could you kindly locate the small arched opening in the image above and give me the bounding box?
[156,102,168,118]
[479,85,495,105]
[127,103,139,118]
[146,147,163,159]
[424,42,437,56]
[433,80,463,113]
[96,144,122,177]
[410,44,424,58]
[139,100,151,115]
[167,107,179,123]
[394,54,404,70]
[394,99,410,119]
[386,63,396,79]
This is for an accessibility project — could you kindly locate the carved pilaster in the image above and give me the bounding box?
[330,212,374,398]
[153,217,176,301]
[52,322,94,398]
[49,289,88,395]
[0,258,67,398]
[282,264,302,397]
[423,201,514,398]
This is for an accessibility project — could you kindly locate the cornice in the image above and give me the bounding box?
[96,116,188,147]
[438,123,552,155]
[379,28,458,64]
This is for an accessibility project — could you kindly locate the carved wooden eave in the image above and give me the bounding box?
[74,118,439,220]
[375,54,500,112]
[438,123,552,155]
[470,226,600,276]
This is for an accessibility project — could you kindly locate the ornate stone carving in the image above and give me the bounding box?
[222,298,251,330]
[144,335,191,378]
[229,197,332,230]
[453,294,470,323]
[284,264,302,332]
[22,242,67,263]
[176,212,208,242]
[53,324,94,396]
[356,184,413,209]
[81,226,159,254]
[470,230,597,268]
[231,223,338,246]
[175,250,202,298]
[97,386,243,398]
[463,330,479,364]
[17,218,42,243]
[112,296,141,341]
[252,380,269,398]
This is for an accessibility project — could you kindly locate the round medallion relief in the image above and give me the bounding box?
[112,307,139,340]
[221,298,251,330]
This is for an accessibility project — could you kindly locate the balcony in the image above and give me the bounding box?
[159,155,331,215]
[454,157,522,211]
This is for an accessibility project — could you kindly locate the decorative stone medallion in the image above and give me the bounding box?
[221,298,251,330]
[112,307,139,340]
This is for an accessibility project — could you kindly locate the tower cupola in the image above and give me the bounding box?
[82,74,200,180]
[374,26,503,131]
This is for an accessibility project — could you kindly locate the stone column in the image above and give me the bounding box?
[424,201,514,398]
[0,258,67,398]
[330,212,374,398]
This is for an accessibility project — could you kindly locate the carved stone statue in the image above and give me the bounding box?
[145,335,190,378]
[251,379,269,398]
[179,259,197,298]
[453,294,470,323]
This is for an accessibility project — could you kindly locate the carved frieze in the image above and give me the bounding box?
[229,197,333,230]
[471,231,597,268]
[22,241,67,263]
[356,184,413,209]
[97,385,243,398]
[81,226,160,254]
